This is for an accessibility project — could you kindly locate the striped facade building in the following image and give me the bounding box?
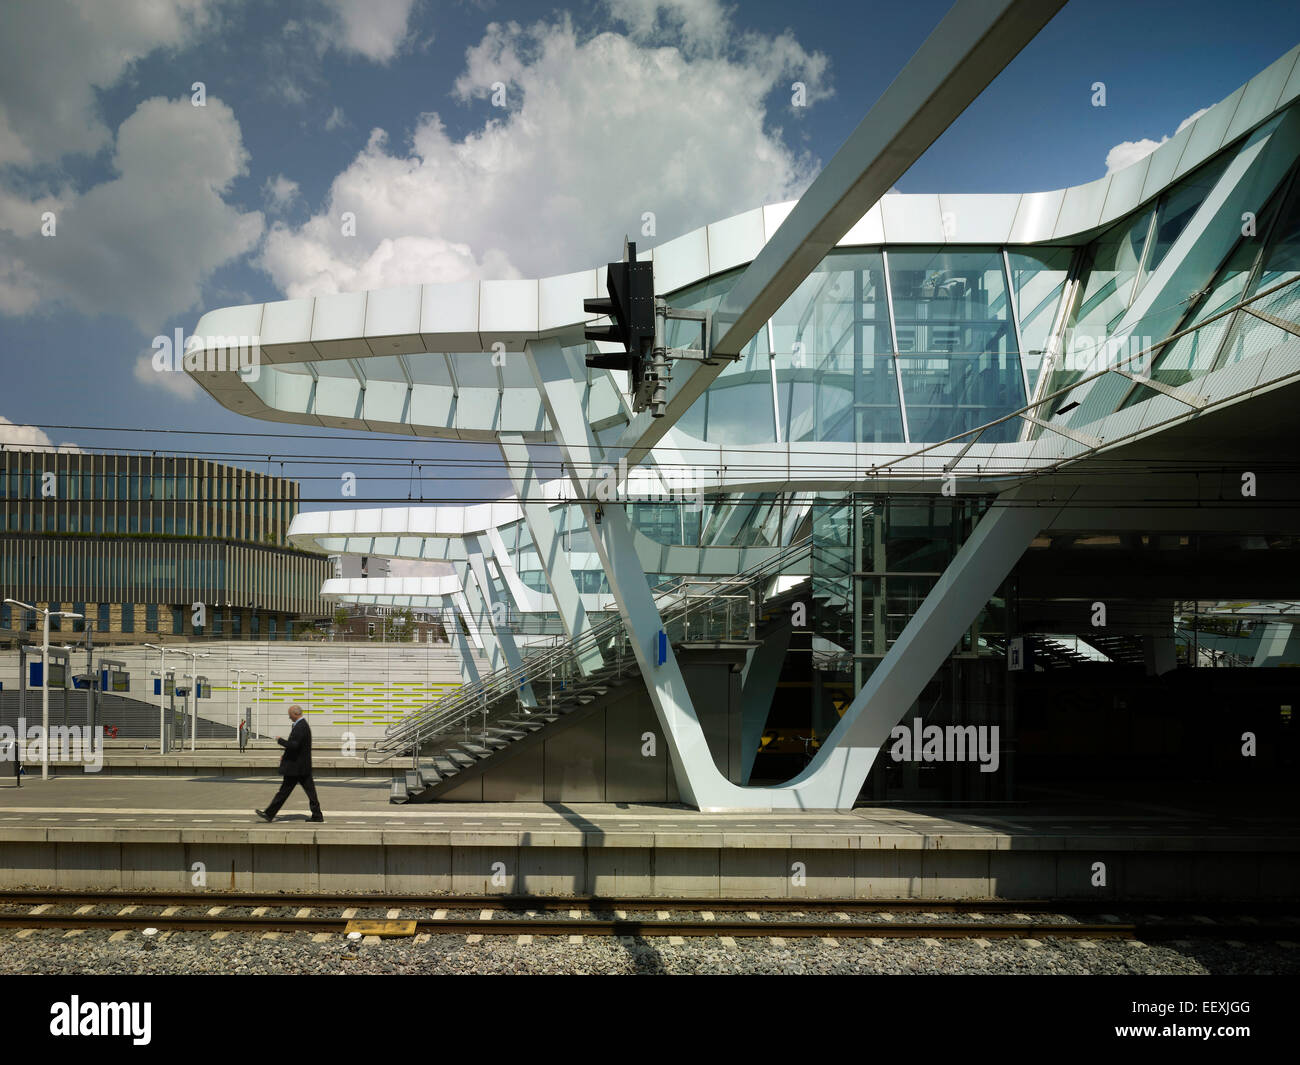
[0,451,332,644]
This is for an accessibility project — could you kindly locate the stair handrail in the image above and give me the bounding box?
[366,536,812,762]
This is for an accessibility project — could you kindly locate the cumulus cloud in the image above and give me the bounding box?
[0,97,263,331]
[0,0,217,169]
[1105,107,1212,174]
[318,0,419,63]
[259,8,829,297]
[264,174,302,212]
[132,350,200,401]
[0,415,82,454]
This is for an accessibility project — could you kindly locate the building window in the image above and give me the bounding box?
[72,602,85,633]
[146,604,158,633]
[231,612,242,638]
[97,604,110,633]
[213,609,223,636]
[250,613,260,638]
[0,603,9,629]
[49,603,61,631]
[172,607,184,635]
[121,603,134,633]
[269,616,278,640]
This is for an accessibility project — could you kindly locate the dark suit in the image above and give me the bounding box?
[264,716,322,819]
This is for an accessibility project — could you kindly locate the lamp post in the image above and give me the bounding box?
[233,668,264,744]
[5,600,82,781]
[143,643,169,753]
[171,649,209,752]
[240,670,264,740]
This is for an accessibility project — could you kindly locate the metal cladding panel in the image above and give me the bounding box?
[937,193,1019,243]
[1176,87,1246,181]
[543,712,606,802]
[408,385,456,434]
[707,208,766,274]
[479,279,539,349]
[761,201,797,243]
[1225,47,1300,144]
[1052,175,1110,238]
[363,285,424,355]
[840,202,885,246]
[259,299,315,363]
[311,376,362,421]
[1249,341,1300,396]
[361,379,413,433]
[1140,123,1196,202]
[481,743,546,801]
[881,194,945,243]
[539,268,600,332]
[1284,46,1300,109]
[420,281,481,350]
[311,291,370,359]
[654,226,710,295]
[193,302,263,347]
[1099,154,1150,227]
[1008,190,1064,243]
[605,692,672,802]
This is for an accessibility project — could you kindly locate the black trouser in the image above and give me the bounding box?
[266,773,322,818]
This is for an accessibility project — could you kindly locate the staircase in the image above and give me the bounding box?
[369,538,811,802]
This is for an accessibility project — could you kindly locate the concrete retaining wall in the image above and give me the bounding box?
[2,829,1295,899]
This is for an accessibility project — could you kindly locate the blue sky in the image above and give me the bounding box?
[1,0,1298,522]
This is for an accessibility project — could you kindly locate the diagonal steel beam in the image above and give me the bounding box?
[617,0,1065,467]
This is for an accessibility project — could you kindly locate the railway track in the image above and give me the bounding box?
[1,892,1295,942]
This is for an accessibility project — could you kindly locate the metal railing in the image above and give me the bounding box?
[366,536,812,764]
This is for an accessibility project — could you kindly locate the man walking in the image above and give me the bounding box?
[255,705,324,823]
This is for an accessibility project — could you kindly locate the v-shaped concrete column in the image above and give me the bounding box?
[499,433,605,676]
[528,336,1063,809]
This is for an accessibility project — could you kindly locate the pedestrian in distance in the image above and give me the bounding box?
[255,705,324,823]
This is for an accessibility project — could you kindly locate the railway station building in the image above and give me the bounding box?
[188,31,1300,811]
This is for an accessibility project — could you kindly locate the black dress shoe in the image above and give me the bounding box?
[309,814,325,823]
[255,808,274,822]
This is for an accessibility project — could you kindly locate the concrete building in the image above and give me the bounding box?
[187,9,1300,809]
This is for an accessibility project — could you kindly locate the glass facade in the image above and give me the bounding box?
[662,246,1035,446]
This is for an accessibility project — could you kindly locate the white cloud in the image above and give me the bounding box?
[0,415,82,454]
[132,351,200,401]
[1,97,263,331]
[0,0,218,168]
[259,11,829,298]
[1105,107,1212,174]
[324,105,348,131]
[320,0,419,63]
[264,174,302,212]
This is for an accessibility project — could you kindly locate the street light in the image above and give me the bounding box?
[234,669,265,742]
[143,643,171,753]
[5,599,82,780]
[171,648,209,752]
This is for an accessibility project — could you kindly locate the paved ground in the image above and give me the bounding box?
[0,774,1295,841]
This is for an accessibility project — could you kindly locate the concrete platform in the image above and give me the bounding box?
[28,741,389,778]
[1,776,1296,899]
